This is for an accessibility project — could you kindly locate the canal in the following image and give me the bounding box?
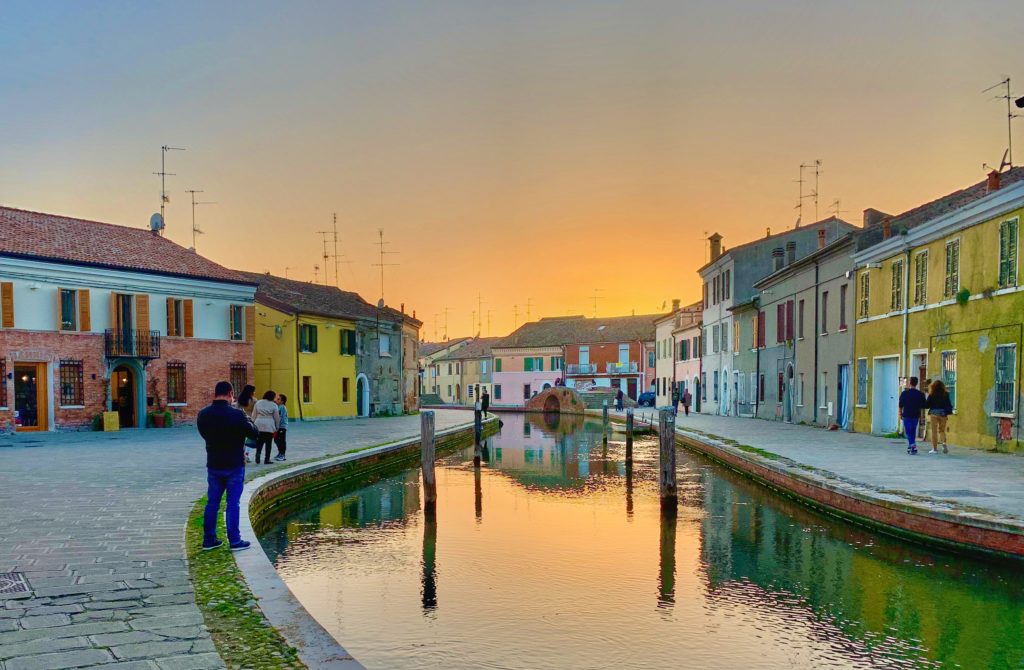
[259,413,1024,669]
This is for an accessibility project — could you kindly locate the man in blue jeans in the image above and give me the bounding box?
[898,376,927,456]
[197,381,259,551]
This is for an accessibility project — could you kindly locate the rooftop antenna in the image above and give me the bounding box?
[372,229,399,303]
[153,145,185,236]
[983,77,1020,167]
[184,189,216,250]
[513,304,519,331]
[443,307,450,341]
[284,266,293,279]
[476,293,485,335]
[591,288,603,318]
[796,160,821,226]
[486,309,494,337]
[432,313,440,341]
[313,264,320,284]
[316,231,331,285]
[526,298,534,322]
[332,213,340,287]
[829,198,848,219]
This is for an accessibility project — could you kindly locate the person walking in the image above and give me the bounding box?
[197,381,258,551]
[481,389,490,417]
[898,376,927,455]
[926,379,953,454]
[233,384,257,463]
[251,390,281,465]
[672,386,680,416]
[273,394,289,461]
[682,389,692,417]
[615,388,625,411]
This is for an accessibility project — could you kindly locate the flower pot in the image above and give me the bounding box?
[152,413,166,428]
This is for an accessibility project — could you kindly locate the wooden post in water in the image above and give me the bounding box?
[421,411,437,511]
[602,399,609,446]
[625,408,634,464]
[473,405,483,467]
[658,409,677,514]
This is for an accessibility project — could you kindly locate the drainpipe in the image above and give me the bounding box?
[753,296,761,418]
[813,265,819,425]
[901,245,911,381]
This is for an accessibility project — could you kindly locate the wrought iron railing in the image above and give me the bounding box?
[105,329,161,359]
[605,361,638,374]
[566,363,598,375]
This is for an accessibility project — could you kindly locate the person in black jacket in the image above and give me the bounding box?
[197,381,259,551]
[481,389,490,416]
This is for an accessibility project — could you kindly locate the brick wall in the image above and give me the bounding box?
[153,338,254,425]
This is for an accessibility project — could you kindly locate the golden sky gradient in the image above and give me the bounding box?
[3,1,1022,340]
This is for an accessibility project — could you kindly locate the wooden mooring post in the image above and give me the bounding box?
[625,408,634,464]
[473,405,483,467]
[658,409,677,514]
[421,410,437,511]
[602,399,609,446]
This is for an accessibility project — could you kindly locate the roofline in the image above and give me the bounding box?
[853,181,1024,265]
[696,217,855,275]
[753,234,855,289]
[0,251,258,287]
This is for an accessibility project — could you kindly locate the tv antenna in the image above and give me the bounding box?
[829,198,848,220]
[432,313,440,341]
[513,304,519,331]
[313,264,320,284]
[372,229,399,303]
[526,298,534,322]
[591,288,603,318]
[153,145,185,235]
[796,160,821,226]
[184,189,216,250]
[983,77,1020,168]
[486,309,494,337]
[284,266,293,279]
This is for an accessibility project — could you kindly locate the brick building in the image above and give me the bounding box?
[0,206,257,432]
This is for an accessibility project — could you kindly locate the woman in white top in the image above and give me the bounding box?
[251,390,281,465]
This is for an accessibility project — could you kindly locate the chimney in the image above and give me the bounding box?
[882,220,892,240]
[400,302,405,314]
[817,229,826,249]
[988,170,1001,192]
[708,233,723,261]
[772,247,785,271]
[786,240,796,265]
[863,208,890,228]
[672,298,681,311]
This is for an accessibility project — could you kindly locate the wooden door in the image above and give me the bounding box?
[14,363,48,432]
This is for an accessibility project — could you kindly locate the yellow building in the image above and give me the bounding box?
[242,273,360,420]
[853,169,1024,451]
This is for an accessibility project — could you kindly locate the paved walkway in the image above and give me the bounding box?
[616,408,1024,521]
[0,411,473,670]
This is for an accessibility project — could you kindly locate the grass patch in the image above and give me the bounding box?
[187,497,306,669]
[735,444,782,460]
[882,432,902,439]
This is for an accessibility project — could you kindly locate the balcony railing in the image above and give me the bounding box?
[105,329,161,360]
[566,362,640,375]
[566,363,599,375]
[605,361,638,374]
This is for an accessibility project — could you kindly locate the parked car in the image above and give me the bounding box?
[637,391,656,407]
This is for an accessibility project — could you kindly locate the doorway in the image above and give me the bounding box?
[784,364,795,423]
[14,363,47,432]
[837,363,850,430]
[112,366,136,428]
[356,374,369,417]
[910,351,928,386]
[872,357,899,434]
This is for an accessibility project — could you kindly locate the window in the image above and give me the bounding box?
[712,325,720,353]
[758,373,765,403]
[820,372,828,409]
[230,305,245,341]
[703,281,708,308]
[749,373,757,405]
[941,351,957,410]
[59,359,84,406]
[820,292,829,334]
[757,311,766,348]
[551,357,563,371]
[724,269,731,299]
[229,363,247,393]
[713,275,719,304]
[379,333,392,357]
[776,304,785,343]
[648,350,655,368]
[999,218,1019,288]
[776,372,784,403]
[343,377,350,402]
[713,371,719,401]
[798,373,806,406]
[786,300,794,341]
[720,323,728,352]
[914,251,929,306]
[494,384,502,400]
[495,358,503,372]
[618,343,630,364]
[302,376,312,403]
[447,385,452,396]
[355,331,363,355]
[524,357,533,372]
[523,384,531,400]
[60,289,77,331]
[166,361,186,405]
[859,272,870,318]
[579,345,590,367]
[702,330,709,355]
[299,324,318,353]
[733,321,740,353]
[839,285,848,330]
[995,344,1017,415]
[890,259,904,311]
[798,300,805,338]
[944,240,960,298]
[340,329,357,355]
[167,298,184,336]
[0,358,6,407]
[856,358,868,406]
[701,372,707,401]
[481,360,490,374]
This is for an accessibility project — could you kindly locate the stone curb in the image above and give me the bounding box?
[234,417,495,669]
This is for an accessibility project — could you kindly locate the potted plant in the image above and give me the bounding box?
[163,410,173,428]
[147,375,168,427]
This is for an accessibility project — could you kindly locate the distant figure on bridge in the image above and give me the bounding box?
[481,389,490,416]
[615,388,624,411]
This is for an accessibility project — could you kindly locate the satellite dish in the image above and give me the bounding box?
[377,299,385,309]
[150,213,165,232]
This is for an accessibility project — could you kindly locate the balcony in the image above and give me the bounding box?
[105,329,161,360]
[605,361,638,374]
[565,362,640,376]
[566,363,599,375]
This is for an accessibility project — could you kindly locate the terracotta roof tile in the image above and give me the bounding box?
[494,313,663,349]
[239,271,411,324]
[0,205,251,284]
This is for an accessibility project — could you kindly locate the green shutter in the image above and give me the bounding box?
[311,326,318,353]
[524,358,532,372]
[495,358,502,372]
[537,357,543,372]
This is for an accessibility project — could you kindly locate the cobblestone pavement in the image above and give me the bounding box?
[617,408,1024,520]
[0,410,473,670]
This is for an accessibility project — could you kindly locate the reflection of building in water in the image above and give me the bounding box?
[288,471,422,535]
[699,469,1024,667]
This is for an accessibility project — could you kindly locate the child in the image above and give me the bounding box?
[274,395,289,461]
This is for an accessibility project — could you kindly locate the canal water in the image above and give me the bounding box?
[259,414,1024,669]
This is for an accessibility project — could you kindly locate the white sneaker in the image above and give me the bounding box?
[928,449,938,454]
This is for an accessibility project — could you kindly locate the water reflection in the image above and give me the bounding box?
[262,412,1024,670]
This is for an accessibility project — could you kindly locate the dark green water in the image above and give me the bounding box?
[260,414,1024,669]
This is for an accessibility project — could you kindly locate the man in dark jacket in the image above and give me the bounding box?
[197,381,259,551]
[898,377,927,456]
[481,389,490,416]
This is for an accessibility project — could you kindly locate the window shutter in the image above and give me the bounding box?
[166,299,176,336]
[1010,220,1018,285]
[776,304,784,343]
[79,289,91,331]
[786,300,794,341]
[1,282,14,328]
[184,300,194,338]
[136,294,150,332]
[245,306,256,343]
[110,293,119,331]
[56,287,64,330]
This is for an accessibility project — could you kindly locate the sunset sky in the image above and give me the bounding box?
[3,1,1022,341]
